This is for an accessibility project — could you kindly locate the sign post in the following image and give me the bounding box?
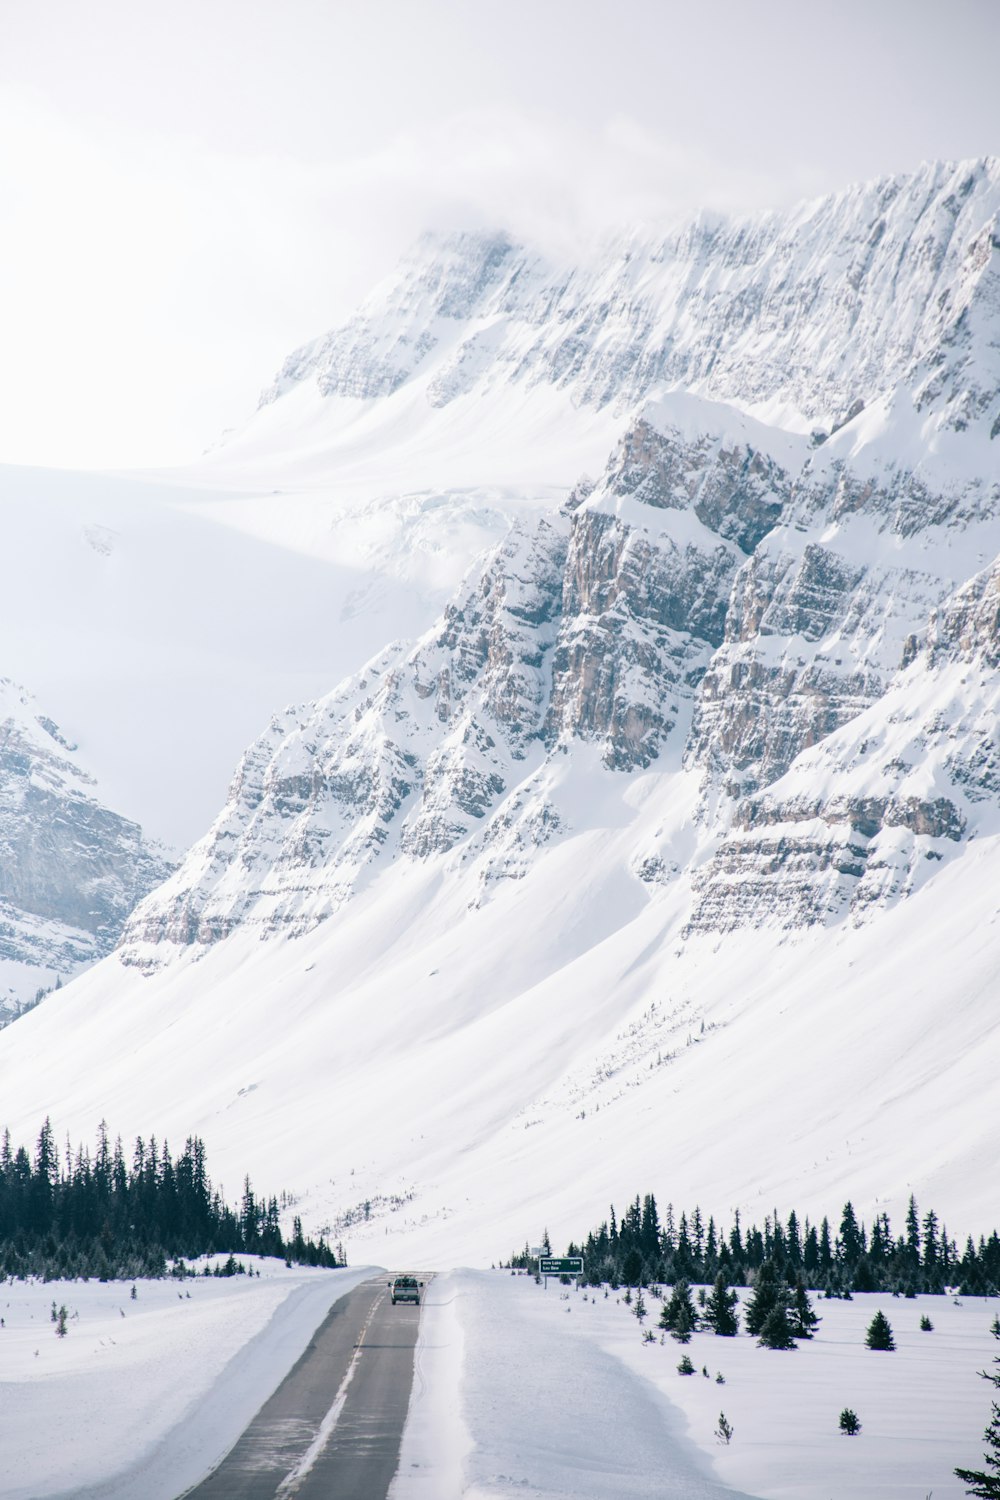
[538,1255,584,1287]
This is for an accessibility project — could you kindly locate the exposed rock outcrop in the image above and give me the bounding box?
[0,680,173,1015]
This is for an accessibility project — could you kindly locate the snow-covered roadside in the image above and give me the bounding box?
[391,1269,757,1499]
[0,1259,375,1500]
[391,1270,999,1499]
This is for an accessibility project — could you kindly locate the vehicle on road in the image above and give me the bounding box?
[389,1275,422,1304]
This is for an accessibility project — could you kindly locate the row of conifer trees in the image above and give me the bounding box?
[0,1119,340,1280]
[514,1192,1000,1297]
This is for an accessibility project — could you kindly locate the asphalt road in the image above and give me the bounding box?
[180,1276,424,1500]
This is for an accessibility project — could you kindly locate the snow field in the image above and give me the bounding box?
[0,1259,373,1500]
[393,1270,1000,1500]
[393,1269,756,1499]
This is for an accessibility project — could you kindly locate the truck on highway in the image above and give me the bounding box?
[389,1275,422,1304]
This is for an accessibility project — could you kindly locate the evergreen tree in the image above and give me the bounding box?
[728,1208,742,1261]
[818,1218,833,1271]
[789,1274,820,1338]
[865,1311,896,1350]
[758,1302,797,1350]
[621,1247,643,1287]
[955,1321,1000,1497]
[744,1259,787,1337]
[838,1202,864,1265]
[704,1272,740,1336]
[660,1278,696,1342]
[640,1194,660,1261]
[905,1195,921,1269]
[955,1408,1000,1497]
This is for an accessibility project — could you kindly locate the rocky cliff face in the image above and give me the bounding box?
[122,383,1000,964]
[0,681,174,1017]
[121,157,1000,965]
[258,158,1000,444]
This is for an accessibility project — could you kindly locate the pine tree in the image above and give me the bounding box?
[865,1311,896,1350]
[704,1272,740,1336]
[839,1408,861,1436]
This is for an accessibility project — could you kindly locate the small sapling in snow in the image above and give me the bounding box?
[677,1353,696,1375]
[920,1314,934,1331]
[839,1408,861,1436]
[715,1412,734,1445]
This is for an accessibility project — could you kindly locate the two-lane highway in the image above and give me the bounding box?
[181,1276,426,1500]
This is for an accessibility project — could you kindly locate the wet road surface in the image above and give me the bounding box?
[180,1276,424,1500]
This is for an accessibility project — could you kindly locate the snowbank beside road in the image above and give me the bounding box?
[0,1260,374,1500]
[392,1270,998,1500]
[392,1269,755,1499]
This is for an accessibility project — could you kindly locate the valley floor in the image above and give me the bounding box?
[1,1263,996,1499]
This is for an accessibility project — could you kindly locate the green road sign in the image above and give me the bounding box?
[539,1256,583,1275]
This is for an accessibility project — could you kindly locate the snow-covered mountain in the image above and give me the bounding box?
[1,157,999,1264]
[224,156,1000,471]
[0,679,172,1016]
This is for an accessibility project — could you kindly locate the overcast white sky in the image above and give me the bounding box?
[2,0,999,469]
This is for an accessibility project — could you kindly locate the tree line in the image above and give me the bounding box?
[0,1119,341,1280]
[513,1192,1000,1297]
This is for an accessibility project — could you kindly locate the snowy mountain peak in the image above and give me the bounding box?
[245,155,1000,460]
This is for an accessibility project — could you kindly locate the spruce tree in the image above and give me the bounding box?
[659,1278,696,1342]
[955,1322,1000,1497]
[865,1311,896,1350]
[744,1259,786,1337]
[789,1275,820,1339]
[621,1248,643,1287]
[955,1405,1000,1497]
[704,1272,740,1336]
[758,1303,797,1350]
